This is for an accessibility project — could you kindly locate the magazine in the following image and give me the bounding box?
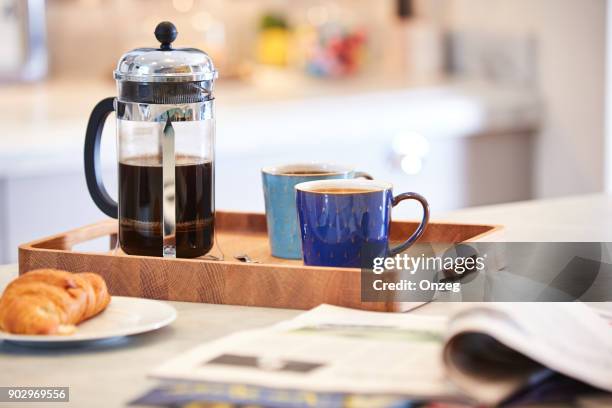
[152,303,612,406]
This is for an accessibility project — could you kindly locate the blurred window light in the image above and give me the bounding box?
[307,6,329,26]
[400,155,423,175]
[192,12,212,31]
[173,0,194,13]
[392,131,430,157]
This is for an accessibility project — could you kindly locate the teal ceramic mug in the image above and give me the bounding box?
[262,164,372,259]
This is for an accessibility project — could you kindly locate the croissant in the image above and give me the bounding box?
[0,269,111,335]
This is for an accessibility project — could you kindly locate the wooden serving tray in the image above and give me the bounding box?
[18,212,501,312]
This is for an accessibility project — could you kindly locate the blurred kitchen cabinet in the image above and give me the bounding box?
[0,170,117,263]
[214,132,533,220]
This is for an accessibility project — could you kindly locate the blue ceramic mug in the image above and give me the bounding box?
[262,164,372,259]
[295,179,429,268]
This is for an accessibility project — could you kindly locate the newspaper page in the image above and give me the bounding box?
[444,302,612,405]
[152,305,463,401]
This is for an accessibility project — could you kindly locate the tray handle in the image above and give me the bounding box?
[26,220,117,251]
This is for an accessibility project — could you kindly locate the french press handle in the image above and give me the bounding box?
[84,97,118,219]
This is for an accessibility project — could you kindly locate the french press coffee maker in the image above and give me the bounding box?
[84,22,218,258]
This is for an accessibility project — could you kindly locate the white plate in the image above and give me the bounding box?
[0,296,176,345]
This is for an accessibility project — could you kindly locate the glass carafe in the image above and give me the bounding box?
[84,22,217,258]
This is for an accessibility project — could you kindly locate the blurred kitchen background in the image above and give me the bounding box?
[0,0,606,262]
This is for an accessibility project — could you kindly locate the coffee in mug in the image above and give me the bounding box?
[295,179,429,268]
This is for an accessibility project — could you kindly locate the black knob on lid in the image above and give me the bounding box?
[155,21,177,50]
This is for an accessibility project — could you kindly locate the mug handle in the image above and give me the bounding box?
[388,192,430,256]
[353,171,373,180]
[84,97,118,219]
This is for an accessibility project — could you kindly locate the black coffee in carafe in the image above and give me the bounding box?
[119,156,214,258]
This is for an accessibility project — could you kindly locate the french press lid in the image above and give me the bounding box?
[114,22,218,104]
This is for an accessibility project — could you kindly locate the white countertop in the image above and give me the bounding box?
[0,194,609,407]
[0,75,540,177]
[438,193,612,241]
